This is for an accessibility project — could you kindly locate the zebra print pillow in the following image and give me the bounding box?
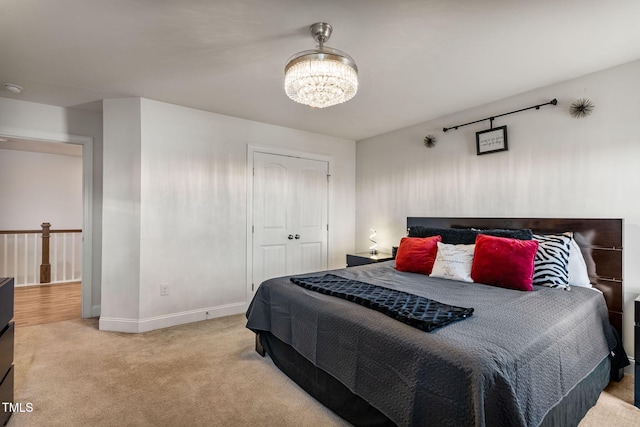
[532,232,573,289]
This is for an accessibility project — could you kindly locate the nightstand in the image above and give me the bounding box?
[635,295,639,408]
[346,252,394,267]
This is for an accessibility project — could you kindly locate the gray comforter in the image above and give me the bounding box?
[246,261,615,427]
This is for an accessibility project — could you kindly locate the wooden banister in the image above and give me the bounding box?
[0,229,81,235]
[40,222,51,283]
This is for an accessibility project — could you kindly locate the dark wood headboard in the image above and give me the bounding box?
[407,217,624,336]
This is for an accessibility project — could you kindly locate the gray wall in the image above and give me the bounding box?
[100,98,356,332]
[0,149,82,229]
[356,59,640,357]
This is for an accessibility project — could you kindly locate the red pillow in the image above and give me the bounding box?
[471,234,539,291]
[395,236,442,275]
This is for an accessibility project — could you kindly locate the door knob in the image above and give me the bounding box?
[294,234,300,239]
[288,234,294,240]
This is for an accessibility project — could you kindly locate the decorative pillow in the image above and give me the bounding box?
[471,234,539,291]
[430,242,475,282]
[532,233,572,289]
[408,226,532,244]
[407,226,476,244]
[475,228,534,241]
[567,237,591,287]
[395,236,442,275]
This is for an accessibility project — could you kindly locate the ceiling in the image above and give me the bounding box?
[2,0,640,141]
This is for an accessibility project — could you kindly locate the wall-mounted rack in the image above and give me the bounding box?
[443,98,557,132]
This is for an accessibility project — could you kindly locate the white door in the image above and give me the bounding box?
[252,152,328,291]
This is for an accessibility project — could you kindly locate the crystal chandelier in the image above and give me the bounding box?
[284,22,358,109]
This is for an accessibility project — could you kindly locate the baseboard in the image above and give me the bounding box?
[625,356,635,376]
[98,301,247,333]
[98,316,140,333]
[91,304,101,318]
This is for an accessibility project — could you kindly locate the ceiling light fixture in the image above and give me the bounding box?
[3,83,23,94]
[284,22,358,109]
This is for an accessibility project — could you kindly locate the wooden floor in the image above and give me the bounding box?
[13,281,82,327]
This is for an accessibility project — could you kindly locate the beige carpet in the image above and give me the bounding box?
[6,314,640,426]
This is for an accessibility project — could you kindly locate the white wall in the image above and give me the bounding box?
[100,98,142,322]
[0,149,82,230]
[100,98,356,332]
[356,59,640,357]
[0,97,103,316]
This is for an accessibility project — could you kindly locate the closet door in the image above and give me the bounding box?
[252,152,328,291]
[291,157,328,275]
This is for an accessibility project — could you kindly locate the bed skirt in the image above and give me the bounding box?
[259,332,610,427]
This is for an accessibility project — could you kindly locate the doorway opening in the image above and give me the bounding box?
[0,129,93,320]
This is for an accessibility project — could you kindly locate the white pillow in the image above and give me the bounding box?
[567,238,591,287]
[430,242,474,282]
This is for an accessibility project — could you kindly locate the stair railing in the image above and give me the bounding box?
[0,222,82,286]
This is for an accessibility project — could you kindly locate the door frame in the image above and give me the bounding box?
[246,144,331,303]
[0,125,94,318]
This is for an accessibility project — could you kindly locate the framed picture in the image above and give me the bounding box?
[476,125,508,155]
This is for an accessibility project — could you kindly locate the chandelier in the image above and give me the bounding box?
[284,22,358,109]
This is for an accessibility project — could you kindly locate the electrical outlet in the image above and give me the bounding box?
[160,284,169,296]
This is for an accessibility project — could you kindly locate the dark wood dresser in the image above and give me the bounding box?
[635,295,639,408]
[0,277,14,426]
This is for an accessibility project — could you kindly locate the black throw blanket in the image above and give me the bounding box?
[290,274,473,332]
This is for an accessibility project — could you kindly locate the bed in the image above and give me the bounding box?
[246,217,625,427]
